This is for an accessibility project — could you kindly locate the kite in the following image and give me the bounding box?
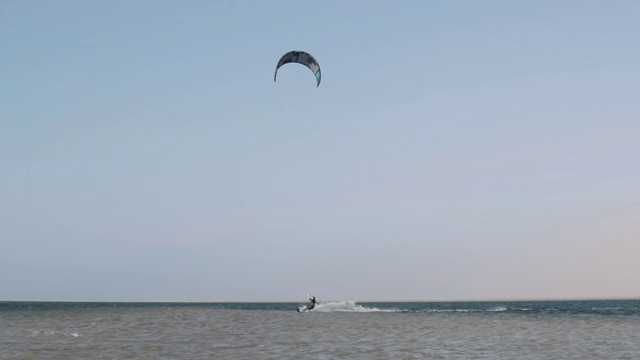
[274,50,321,87]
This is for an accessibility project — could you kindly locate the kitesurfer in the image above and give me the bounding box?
[298,295,316,312]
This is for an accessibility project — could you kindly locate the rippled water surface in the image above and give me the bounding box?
[2,300,639,359]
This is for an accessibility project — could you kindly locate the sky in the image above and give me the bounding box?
[1,0,639,302]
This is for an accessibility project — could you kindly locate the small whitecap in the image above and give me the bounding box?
[490,307,508,312]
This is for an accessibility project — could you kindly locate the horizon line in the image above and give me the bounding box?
[3,296,640,303]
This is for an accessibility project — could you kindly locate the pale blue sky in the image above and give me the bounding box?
[1,0,639,301]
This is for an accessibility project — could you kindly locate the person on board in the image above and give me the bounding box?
[298,295,316,312]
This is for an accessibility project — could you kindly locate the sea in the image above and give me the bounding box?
[2,299,640,359]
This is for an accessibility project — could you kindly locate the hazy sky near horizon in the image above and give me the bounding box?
[2,0,639,302]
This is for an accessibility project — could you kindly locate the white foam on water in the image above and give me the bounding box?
[311,301,400,313]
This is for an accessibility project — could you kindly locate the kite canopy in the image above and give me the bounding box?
[274,50,321,87]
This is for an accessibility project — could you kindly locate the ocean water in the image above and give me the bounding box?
[2,299,640,359]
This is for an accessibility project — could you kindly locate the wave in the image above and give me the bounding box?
[29,330,81,338]
[426,306,508,313]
